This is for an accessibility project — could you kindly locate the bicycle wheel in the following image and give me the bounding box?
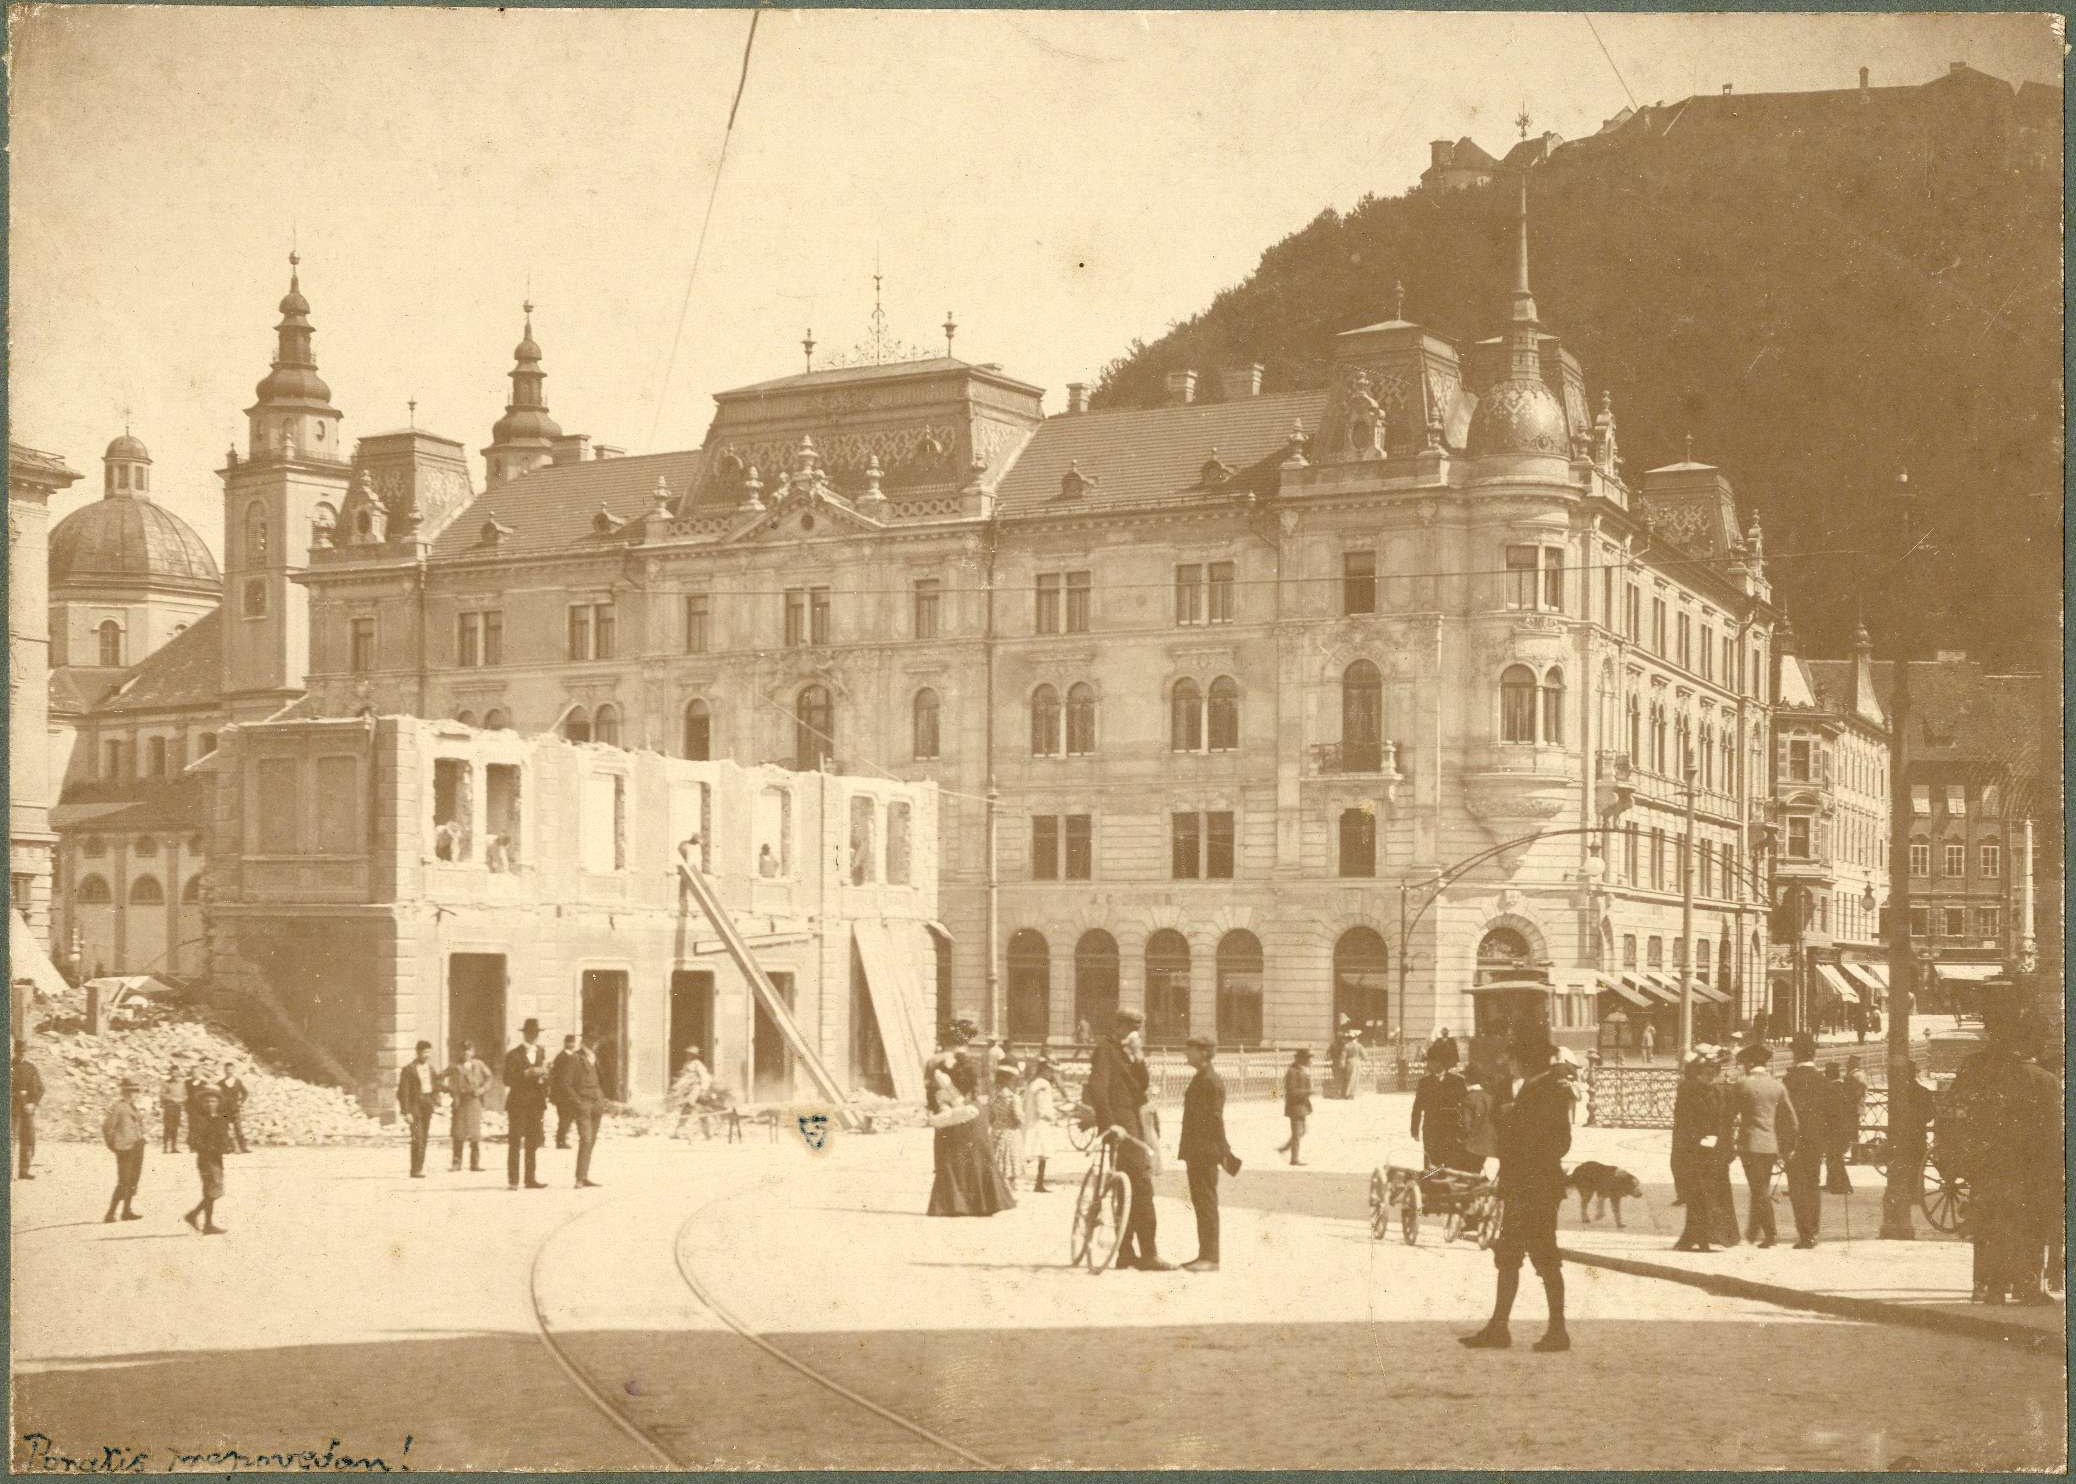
[1477,1196,1505,1251]
[1401,1181,1422,1245]
[1069,1165,1101,1266]
[1067,1119,1095,1154]
[1086,1172,1132,1272]
[1368,1170,1390,1240]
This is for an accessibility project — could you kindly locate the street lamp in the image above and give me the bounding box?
[1880,469,1928,1240]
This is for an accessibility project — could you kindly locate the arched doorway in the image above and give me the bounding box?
[1007,929,1050,1042]
[1332,928,1389,1043]
[1216,930,1264,1047]
[1073,930,1118,1037]
[1144,930,1190,1044]
[1474,926,1535,985]
[1471,925,1545,1042]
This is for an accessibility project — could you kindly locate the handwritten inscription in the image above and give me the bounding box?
[18,1433,415,1473]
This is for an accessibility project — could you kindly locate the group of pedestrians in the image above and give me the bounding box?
[410,1019,611,1190]
[90,1072,237,1235]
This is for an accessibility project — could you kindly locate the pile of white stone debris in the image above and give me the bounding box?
[23,982,390,1146]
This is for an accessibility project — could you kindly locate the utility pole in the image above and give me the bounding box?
[1680,744,1697,1056]
[1881,470,1923,1239]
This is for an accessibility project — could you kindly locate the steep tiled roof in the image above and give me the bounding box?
[92,610,223,715]
[1866,661,2053,782]
[52,777,211,836]
[719,356,1041,399]
[428,450,706,561]
[49,666,130,716]
[993,390,1327,518]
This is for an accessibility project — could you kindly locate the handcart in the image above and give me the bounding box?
[1370,1163,1503,1248]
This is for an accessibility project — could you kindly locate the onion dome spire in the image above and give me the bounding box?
[490,300,562,446]
[253,251,334,409]
[1464,174,1568,460]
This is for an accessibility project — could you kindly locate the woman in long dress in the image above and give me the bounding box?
[927,1057,1015,1217]
[1022,1059,1059,1192]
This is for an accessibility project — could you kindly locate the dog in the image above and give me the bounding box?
[1567,1161,1645,1228]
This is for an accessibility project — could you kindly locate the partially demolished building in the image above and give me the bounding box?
[205,715,940,1112]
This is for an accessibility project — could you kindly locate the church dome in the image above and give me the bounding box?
[104,433,151,463]
[490,405,562,444]
[1466,375,1570,459]
[49,495,220,590]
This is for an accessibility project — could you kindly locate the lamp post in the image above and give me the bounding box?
[1679,744,1698,1056]
[1881,470,1925,1240]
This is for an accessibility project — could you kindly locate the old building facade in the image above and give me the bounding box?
[10,441,83,950]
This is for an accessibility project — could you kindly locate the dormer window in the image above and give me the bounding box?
[1059,462,1092,501]
[1200,451,1233,487]
[479,517,511,548]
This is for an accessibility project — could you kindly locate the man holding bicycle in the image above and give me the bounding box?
[1087,1009,1173,1272]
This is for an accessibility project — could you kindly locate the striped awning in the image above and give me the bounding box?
[1596,975,1652,1008]
[1838,961,1886,999]
[1813,962,1861,1005]
[1934,963,2004,984]
[1683,978,1732,1005]
[1624,973,1678,1005]
[1847,960,1890,990]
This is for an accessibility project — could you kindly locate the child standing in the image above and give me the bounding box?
[990,1066,1024,1190]
[183,1087,230,1235]
[1021,1058,1059,1192]
[1278,1048,1315,1165]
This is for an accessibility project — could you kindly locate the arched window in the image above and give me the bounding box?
[96,620,124,668]
[1699,723,1715,789]
[1598,663,1617,747]
[912,689,941,761]
[1342,660,1382,767]
[1207,677,1240,752]
[1145,929,1191,1044]
[245,501,269,562]
[77,875,112,904]
[1073,929,1119,1034]
[1030,684,1060,756]
[1721,728,1735,791]
[1065,683,1097,755]
[1007,929,1050,1041]
[1338,807,1377,877]
[1540,666,1565,745]
[133,835,158,858]
[1652,704,1668,773]
[1332,928,1389,1042]
[1476,927,1535,985]
[795,685,833,770]
[483,708,511,732]
[1626,694,1642,761]
[1216,930,1264,1047]
[182,875,203,903]
[455,709,477,728]
[129,875,164,905]
[1499,664,1537,742]
[1170,678,1203,752]
[593,704,621,748]
[684,698,712,761]
[563,706,592,744]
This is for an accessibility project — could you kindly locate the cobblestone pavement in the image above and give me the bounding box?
[11,1115,2067,1472]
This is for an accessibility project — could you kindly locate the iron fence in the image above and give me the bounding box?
[1585,1063,1890,1130]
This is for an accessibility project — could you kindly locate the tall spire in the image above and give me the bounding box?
[490,299,560,448]
[252,250,332,410]
[1506,173,1543,380]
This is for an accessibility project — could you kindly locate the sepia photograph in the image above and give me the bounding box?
[5,5,2067,1471]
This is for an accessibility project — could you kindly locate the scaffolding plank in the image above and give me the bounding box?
[851,920,930,1103]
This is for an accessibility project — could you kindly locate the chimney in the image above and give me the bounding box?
[550,433,592,466]
[1430,140,1453,170]
[1165,369,1198,406]
[1218,363,1264,400]
[1859,65,1870,89]
[1721,82,1733,95]
[591,444,624,461]
[1065,382,1088,415]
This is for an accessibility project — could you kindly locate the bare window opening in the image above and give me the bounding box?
[433,758,474,862]
[315,755,360,854]
[756,786,791,877]
[579,770,626,873]
[486,764,522,871]
[669,779,712,874]
[887,801,913,885]
[849,795,877,885]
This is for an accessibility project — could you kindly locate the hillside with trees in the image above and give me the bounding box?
[1093,76,2062,670]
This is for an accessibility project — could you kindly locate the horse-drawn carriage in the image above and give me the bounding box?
[1370,1163,1503,1247]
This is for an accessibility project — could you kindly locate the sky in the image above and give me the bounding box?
[10,7,2063,558]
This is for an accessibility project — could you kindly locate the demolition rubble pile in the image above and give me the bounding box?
[25,983,389,1146]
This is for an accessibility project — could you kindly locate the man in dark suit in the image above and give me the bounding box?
[569,1034,607,1189]
[12,1039,44,1180]
[1779,1034,1829,1246]
[549,1034,580,1150]
[1729,1041,1798,1248]
[503,1018,550,1190]
[1178,1034,1237,1272]
[395,1040,441,1178]
[1086,1009,1169,1271]
[1463,1018,1573,1353]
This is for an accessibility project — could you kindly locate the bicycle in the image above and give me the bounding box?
[1068,1127,1149,1273]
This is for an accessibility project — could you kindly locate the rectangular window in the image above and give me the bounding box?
[912,579,940,640]
[1723,635,1736,685]
[1626,585,1642,641]
[486,763,522,867]
[1624,824,1639,883]
[1207,561,1235,624]
[1063,814,1092,881]
[458,612,481,668]
[1943,843,1965,877]
[1699,625,1714,681]
[1908,904,1930,938]
[1944,784,1966,817]
[1724,842,1739,901]
[432,759,474,862]
[685,594,710,654]
[1504,546,1538,611]
[1652,829,1666,890]
[102,739,125,780]
[568,602,613,661]
[1677,613,1691,669]
[809,587,831,646]
[1622,934,1637,969]
[1175,564,1203,626]
[1652,599,1668,656]
[1699,841,1714,897]
[1032,816,1059,881]
[349,617,376,674]
[784,589,806,647]
[1602,566,1615,629]
[1171,812,1201,880]
[1941,906,1967,938]
[1205,811,1235,880]
[1909,841,1930,877]
[255,757,300,854]
[1909,784,1932,816]
[1976,905,2001,938]
[1338,807,1376,878]
[1646,936,1663,969]
[1788,739,1812,782]
[1980,841,2002,878]
[1065,570,1091,632]
[147,737,167,777]
[1035,573,1061,634]
[1786,817,1811,858]
[579,772,625,873]
[1343,550,1377,616]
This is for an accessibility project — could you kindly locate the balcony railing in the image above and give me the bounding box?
[1312,740,1399,776]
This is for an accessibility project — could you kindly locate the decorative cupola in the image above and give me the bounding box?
[482,302,563,487]
[1312,278,1468,467]
[102,430,153,497]
[1464,177,1570,465]
[246,252,344,463]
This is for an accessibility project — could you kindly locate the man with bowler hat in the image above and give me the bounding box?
[504,1018,550,1190]
[1729,1041,1797,1248]
[1178,1033,1238,1272]
[1780,1034,1831,1247]
[1461,1018,1572,1353]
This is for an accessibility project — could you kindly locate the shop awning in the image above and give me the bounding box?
[1682,978,1732,1005]
[1624,973,1678,1004]
[1467,979,1553,994]
[1596,975,1652,1008]
[1838,961,1886,1000]
[1813,963,1861,1005]
[1934,962,2004,984]
[1847,960,1890,992]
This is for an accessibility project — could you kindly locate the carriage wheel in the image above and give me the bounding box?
[1401,1182,1422,1245]
[1368,1170,1390,1240]
[1442,1209,1465,1243]
[1084,1172,1132,1272]
[1477,1197,1505,1251]
[1922,1169,1969,1234]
